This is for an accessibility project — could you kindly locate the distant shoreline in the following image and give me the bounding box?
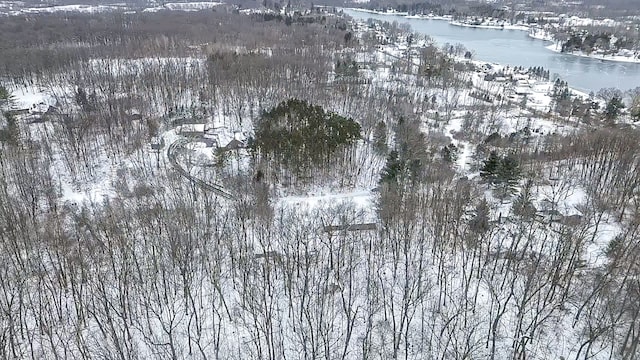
[449,20,529,31]
[545,43,640,64]
[346,8,529,31]
[344,8,408,16]
[344,8,452,21]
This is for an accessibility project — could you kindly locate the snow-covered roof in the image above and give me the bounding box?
[178,124,206,133]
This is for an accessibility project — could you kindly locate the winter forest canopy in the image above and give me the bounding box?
[0,3,640,360]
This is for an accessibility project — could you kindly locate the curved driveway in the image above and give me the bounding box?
[167,139,234,200]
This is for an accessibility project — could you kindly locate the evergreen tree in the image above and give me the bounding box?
[441,143,458,163]
[0,86,14,110]
[469,198,491,235]
[75,87,89,111]
[512,180,536,218]
[0,112,20,146]
[372,121,388,154]
[0,85,11,101]
[254,98,361,173]
[498,154,521,184]
[480,151,501,183]
[631,99,640,121]
[496,154,521,197]
[480,151,521,197]
[604,96,625,122]
[380,150,404,184]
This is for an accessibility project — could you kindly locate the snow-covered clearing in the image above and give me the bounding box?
[278,189,375,214]
[10,87,57,112]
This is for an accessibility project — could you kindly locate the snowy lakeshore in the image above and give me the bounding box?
[347,8,529,30]
[546,43,640,64]
[528,28,554,42]
[449,20,529,31]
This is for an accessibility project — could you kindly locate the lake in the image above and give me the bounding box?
[344,9,640,93]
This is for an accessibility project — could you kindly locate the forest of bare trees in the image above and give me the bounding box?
[0,6,639,360]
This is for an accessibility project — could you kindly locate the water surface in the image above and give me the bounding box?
[345,9,640,92]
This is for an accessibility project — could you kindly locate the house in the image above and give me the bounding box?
[224,138,246,151]
[178,123,206,138]
[537,209,563,222]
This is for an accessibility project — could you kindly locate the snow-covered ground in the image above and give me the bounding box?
[59,157,118,205]
[1,13,635,359]
[528,28,554,41]
[10,87,57,112]
[278,189,375,219]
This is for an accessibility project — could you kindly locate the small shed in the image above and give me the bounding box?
[224,139,246,151]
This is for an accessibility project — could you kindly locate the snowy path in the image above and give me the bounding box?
[167,139,234,199]
[444,116,474,177]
